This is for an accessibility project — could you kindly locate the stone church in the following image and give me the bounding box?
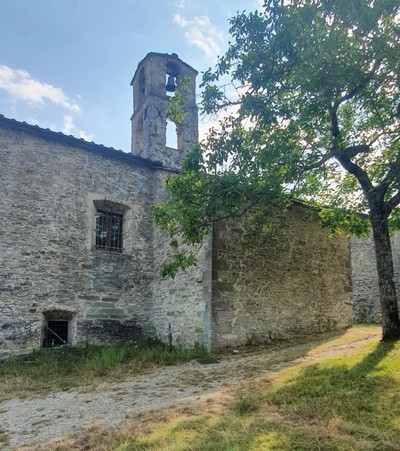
[0,53,397,358]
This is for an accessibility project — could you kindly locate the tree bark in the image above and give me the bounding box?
[369,207,400,340]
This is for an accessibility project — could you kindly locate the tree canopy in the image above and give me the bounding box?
[154,0,400,339]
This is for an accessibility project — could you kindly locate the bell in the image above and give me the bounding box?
[166,74,177,93]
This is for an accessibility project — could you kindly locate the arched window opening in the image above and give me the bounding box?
[166,74,177,97]
[166,120,178,149]
[166,62,179,97]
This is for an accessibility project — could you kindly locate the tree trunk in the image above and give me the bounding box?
[369,208,400,341]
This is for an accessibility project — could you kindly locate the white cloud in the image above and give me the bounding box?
[25,116,56,130]
[0,64,80,113]
[78,130,94,142]
[255,0,265,9]
[62,114,75,135]
[173,14,223,62]
[174,14,187,27]
[62,114,93,141]
[0,65,93,142]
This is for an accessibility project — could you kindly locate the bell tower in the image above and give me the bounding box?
[130,52,198,169]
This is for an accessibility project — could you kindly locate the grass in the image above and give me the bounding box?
[40,325,400,451]
[0,337,210,401]
[0,427,10,449]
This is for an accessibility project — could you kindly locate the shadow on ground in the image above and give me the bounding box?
[37,326,400,451]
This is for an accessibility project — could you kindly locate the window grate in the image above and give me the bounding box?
[95,210,123,251]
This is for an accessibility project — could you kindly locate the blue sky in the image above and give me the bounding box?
[0,0,262,152]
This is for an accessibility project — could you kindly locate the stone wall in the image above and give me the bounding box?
[351,233,400,323]
[0,124,155,357]
[2,116,393,358]
[130,52,211,350]
[150,170,213,349]
[211,204,353,349]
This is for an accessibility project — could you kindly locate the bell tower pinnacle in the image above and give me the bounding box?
[130,52,198,169]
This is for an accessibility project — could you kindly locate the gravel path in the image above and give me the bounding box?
[0,333,379,450]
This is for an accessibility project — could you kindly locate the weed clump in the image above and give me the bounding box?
[0,337,210,400]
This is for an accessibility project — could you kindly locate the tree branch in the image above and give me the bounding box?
[342,145,370,159]
[380,148,400,193]
[303,152,334,170]
[328,105,340,139]
[328,106,373,194]
[335,153,374,196]
[385,190,400,215]
[333,59,381,109]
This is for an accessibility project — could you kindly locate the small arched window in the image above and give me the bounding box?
[166,119,178,149]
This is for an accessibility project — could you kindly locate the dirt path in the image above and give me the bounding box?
[0,330,379,450]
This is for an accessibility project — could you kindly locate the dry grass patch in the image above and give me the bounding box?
[0,338,210,401]
[0,427,10,449]
[21,325,399,451]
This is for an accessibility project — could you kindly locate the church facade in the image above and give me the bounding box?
[0,53,394,358]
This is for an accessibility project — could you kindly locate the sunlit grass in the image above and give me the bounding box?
[43,325,400,451]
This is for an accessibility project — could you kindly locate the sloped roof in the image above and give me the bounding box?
[0,114,168,170]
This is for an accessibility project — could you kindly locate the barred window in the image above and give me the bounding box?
[95,210,123,251]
